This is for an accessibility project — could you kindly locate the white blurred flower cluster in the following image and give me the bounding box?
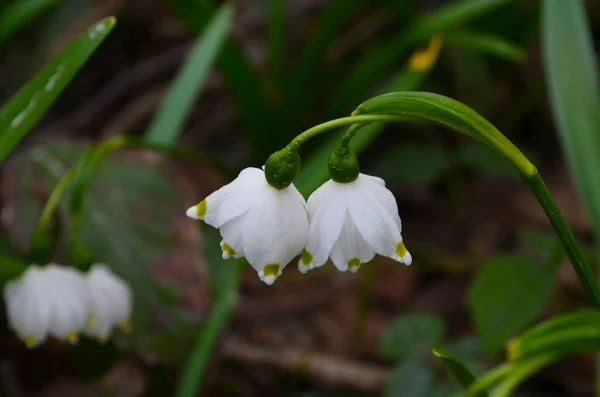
[3,263,132,348]
[187,167,411,285]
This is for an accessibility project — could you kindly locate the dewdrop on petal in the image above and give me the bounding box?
[299,173,411,273]
[187,166,309,285]
[84,264,133,342]
[3,264,89,348]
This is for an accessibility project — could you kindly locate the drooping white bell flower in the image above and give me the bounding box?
[187,167,309,285]
[84,264,133,342]
[3,264,89,348]
[299,173,411,273]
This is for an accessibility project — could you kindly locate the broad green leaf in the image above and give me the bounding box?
[10,142,182,328]
[445,31,525,62]
[372,143,446,187]
[379,312,444,359]
[433,346,489,397]
[167,0,271,161]
[456,142,516,178]
[0,17,115,163]
[145,4,232,146]
[468,254,557,354]
[542,0,600,253]
[0,0,60,43]
[384,359,434,397]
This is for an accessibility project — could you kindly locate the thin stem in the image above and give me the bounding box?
[175,263,241,397]
[459,362,512,397]
[340,123,369,147]
[490,354,557,397]
[287,115,411,151]
[38,167,76,231]
[525,170,600,309]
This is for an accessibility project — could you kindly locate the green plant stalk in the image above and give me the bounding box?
[174,266,240,397]
[285,112,600,310]
[457,362,512,397]
[490,354,557,397]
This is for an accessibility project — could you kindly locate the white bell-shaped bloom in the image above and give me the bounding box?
[299,173,411,273]
[187,167,309,285]
[3,264,89,348]
[84,264,133,342]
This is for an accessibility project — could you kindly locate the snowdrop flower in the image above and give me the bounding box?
[299,173,411,273]
[85,264,133,342]
[187,167,309,285]
[3,264,89,348]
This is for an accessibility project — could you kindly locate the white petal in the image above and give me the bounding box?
[242,182,308,283]
[4,267,51,347]
[361,174,402,231]
[299,181,346,273]
[219,217,246,259]
[347,177,401,257]
[85,264,133,340]
[330,214,376,273]
[190,168,263,227]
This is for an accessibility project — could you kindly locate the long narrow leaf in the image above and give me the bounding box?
[445,31,525,62]
[433,346,489,397]
[268,0,284,86]
[542,0,600,246]
[0,17,116,163]
[145,4,232,145]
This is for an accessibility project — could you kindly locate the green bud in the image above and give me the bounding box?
[265,148,301,189]
[328,143,360,183]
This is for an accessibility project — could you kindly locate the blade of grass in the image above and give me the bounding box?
[144,3,233,145]
[0,0,60,44]
[167,0,272,160]
[0,17,115,163]
[268,0,284,87]
[445,31,525,62]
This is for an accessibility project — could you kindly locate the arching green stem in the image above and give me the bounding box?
[283,91,600,310]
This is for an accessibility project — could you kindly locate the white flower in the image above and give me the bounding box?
[3,264,89,348]
[299,173,411,273]
[187,167,309,285]
[84,264,133,342]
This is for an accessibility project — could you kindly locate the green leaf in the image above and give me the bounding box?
[352,92,535,177]
[0,255,28,284]
[542,0,600,252]
[144,4,232,146]
[433,346,489,397]
[379,312,445,359]
[167,0,271,161]
[0,18,115,163]
[468,254,557,354]
[456,142,516,177]
[267,0,284,86]
[445,31,525,62]
[372,143,446,187]
[384,359,434,397]
[11,142,182,329]
[509,310,600,360]
[0,0,60,43]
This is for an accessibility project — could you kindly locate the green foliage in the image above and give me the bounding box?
[380,312,445,359]
[145,4,233,145]
[0,17,115,163]
[384,359,434,397]
[432,346,489,397]
[542,0,600,249]
[456,142,515,178]
[445,31,525,62]
[0,0,60,43]
[468,254,558,354]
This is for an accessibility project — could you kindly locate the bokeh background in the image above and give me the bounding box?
[1,0,600,396]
